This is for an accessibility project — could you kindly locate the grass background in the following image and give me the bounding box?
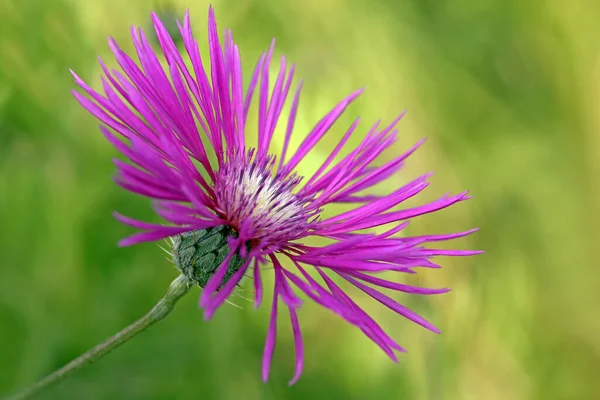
[1,0,599,399]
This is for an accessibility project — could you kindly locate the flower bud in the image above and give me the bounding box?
[172,225,248,288]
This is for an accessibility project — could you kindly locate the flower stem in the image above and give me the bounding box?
[5,274,192,400]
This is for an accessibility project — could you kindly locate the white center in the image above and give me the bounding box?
[236,168,303,226]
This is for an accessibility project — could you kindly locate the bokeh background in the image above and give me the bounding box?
[1,0,599,399]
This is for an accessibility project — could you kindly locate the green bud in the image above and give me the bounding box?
[171,225,249,288]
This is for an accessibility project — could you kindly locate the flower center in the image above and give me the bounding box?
[213,150,315,244]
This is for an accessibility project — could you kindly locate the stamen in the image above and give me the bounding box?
[214,150,317,244]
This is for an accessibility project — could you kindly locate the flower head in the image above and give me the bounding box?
[72,6,480,384]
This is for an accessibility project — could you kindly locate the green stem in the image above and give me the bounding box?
[6,274,191,400]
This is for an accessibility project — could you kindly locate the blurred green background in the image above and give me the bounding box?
[1,0,599,399]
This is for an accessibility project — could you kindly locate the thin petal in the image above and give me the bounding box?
[262,287,279,382]
[288,307,304,385]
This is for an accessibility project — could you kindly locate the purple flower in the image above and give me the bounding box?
[72,6,480,384]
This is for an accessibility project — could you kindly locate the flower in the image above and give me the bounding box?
[71,6,480,385]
